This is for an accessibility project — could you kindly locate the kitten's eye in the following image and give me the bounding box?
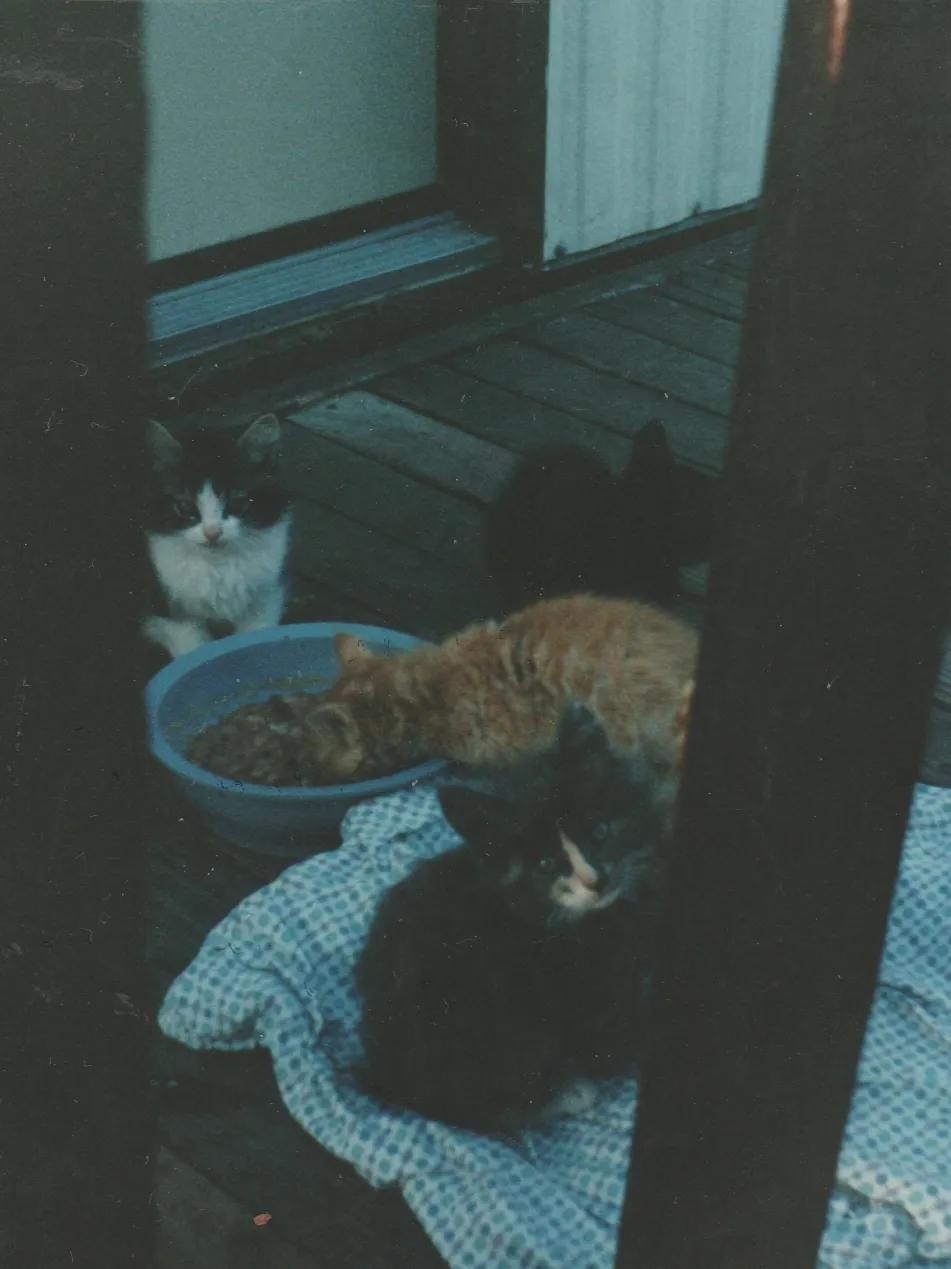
[536,856,559,875]
[174,497,198,520]
[593,823,610,842]
[227,493,252,516]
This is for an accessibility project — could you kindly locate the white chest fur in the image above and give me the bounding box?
[148,514,291,627]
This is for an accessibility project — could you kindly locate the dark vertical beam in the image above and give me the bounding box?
[0,4,152,1263]
[618,1,951,1267]
[437,0,550,267]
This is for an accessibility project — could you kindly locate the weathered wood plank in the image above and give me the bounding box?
[655,278,747,321]
[290,499,493,640]
[145,783,282,995]
[671,263,750,312]
[706,257,752,281]
[283,577,394,630]
[281,422,484,574]
[452,340,728,474]
[156,1077,446,1269]
[373,363,631,471]
[146,779,448,1269]
[717,236,753,268]
[155,1145,320,1269]
[585,289,743,367]
[522,312,736,415]
[290,391,518,504]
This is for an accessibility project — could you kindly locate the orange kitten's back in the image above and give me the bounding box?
[492,594,698,767]
[329,594,698,789]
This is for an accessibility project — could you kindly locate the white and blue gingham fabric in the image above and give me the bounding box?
[159,784,951,1269]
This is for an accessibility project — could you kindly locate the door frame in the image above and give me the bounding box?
[437,0,551,269]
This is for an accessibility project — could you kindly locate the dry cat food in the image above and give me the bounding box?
[186,691,343,787]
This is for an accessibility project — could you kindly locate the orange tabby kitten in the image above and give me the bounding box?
[310,595,697,819]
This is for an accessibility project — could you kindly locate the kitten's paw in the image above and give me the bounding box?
[545,1078,599,1120]
[234,593,286,633]
[142,616,212,660]
[235,615,281,634]
[140,616,169,647]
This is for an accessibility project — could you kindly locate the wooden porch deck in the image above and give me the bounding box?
[148,225,951,1268]
[278,228,748,640]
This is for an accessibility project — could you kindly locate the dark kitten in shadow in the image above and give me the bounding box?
[353,704,665,1136]
[483,419,717,610]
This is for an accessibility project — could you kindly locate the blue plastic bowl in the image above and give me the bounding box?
[145,622,446,856]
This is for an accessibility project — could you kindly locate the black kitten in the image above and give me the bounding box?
[483,419,717,611]
[142,416,292,660]
[354,704,664,1135]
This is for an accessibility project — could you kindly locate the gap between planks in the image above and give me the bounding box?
[290,391,519,505]
[658,264,749,320]
[583,288,743,367]
[281,420,485,574]
[448,341,728,475]
[289,495,496,641]
[372,363,633,473]
[520,311,737,416]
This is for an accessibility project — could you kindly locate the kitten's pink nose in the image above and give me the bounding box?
[203,524,222,543]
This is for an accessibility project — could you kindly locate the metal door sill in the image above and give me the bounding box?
[149,213,500,366]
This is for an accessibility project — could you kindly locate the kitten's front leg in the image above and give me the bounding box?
[234,583,286,633]
[142,616,213,660]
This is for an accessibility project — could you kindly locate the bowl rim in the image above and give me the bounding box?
[145,621,446,799]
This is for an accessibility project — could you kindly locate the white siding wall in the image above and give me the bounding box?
[544,0,786,261]
[144,0,437,262]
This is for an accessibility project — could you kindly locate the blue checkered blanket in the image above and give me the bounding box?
[159,784,951,1269]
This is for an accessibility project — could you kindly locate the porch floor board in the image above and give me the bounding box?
[450,341,729,472]
[148,225,951,1266]
[584,289,744,365]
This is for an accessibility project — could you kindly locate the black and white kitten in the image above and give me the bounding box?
[142,416,292,660]
[483,419,717,611]
[354,703,665,1136]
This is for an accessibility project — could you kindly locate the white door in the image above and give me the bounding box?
[544,0,786,261]
[144,0,438,261]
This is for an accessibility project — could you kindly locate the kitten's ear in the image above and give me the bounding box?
[673,679,695,771]
[556,701,612,767]
[438,786,513,851]
[334,632,375,672]
[631,418,671,462]
[147,419,183,471]
[235,414,282,466]
[624,419,673,484]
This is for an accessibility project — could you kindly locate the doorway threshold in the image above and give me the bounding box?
[149,213,500,367]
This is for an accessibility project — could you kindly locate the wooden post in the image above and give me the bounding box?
[437,0,550,265]
[617,1,951,1267]
[0,6,152,1262]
